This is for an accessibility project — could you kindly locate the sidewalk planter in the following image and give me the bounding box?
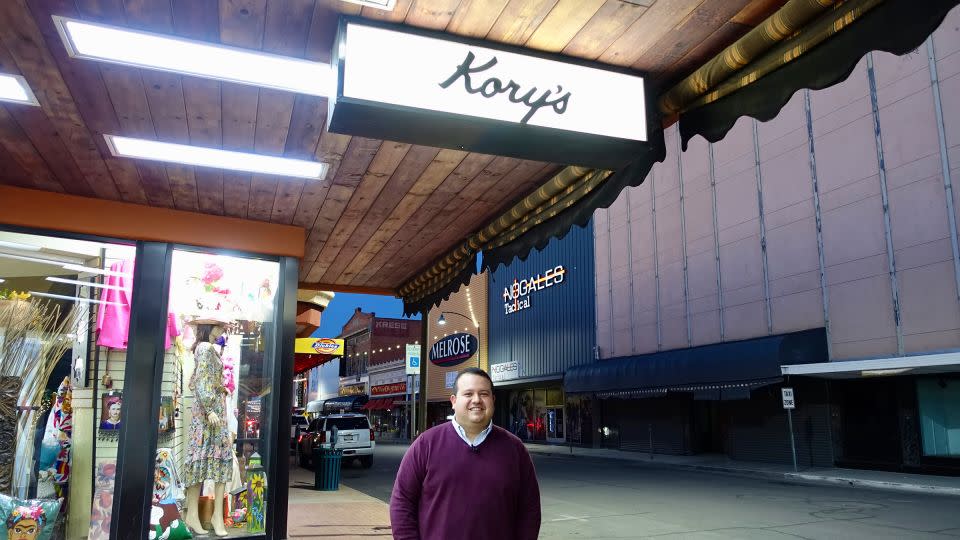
[314,448,343,491]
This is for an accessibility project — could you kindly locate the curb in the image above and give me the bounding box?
[526,448,960,497]
[784,472,960,497]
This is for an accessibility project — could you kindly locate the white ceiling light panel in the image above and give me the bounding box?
[0,73,40,106]
[53,16,335,97]
[104,135,327,180]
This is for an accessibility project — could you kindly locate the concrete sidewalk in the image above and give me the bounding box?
[523,443,960,497]
[286,466,390,539]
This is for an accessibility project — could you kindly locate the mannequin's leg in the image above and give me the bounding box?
[211,482,229,537]
[183,484,207,533]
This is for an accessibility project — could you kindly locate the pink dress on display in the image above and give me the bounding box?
[96,259,179,349]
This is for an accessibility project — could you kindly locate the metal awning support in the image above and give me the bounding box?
[781,351,960,379]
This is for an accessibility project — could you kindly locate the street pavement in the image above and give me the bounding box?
[292,442,960,539]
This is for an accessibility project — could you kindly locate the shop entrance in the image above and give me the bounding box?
[503,384,566,443]
[836,378,902,469]
[692,400,728,454]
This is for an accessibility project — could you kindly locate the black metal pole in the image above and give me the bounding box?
[110,242,172,538]
[269,256,298,539]
[418,317,428,436]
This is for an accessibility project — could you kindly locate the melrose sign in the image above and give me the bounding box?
[329,18,648,169]
[503,265,566,315]
[429,333,479,367]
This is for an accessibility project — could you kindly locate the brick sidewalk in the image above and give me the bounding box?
[287,467,391,540]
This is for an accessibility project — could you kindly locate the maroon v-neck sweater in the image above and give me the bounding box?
[390,423,541,540]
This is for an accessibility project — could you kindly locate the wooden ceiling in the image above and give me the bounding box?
[0,0,785,293]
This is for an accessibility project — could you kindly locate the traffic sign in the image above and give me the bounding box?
[781,387,795,409]
[405,344,421,375]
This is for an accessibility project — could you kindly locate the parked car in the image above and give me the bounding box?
[291,414,309,451]
[298,413,375,469]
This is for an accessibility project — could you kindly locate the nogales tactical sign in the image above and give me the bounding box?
[429,333,478,367]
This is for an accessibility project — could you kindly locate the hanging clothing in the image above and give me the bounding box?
[182,342,233,486]
[96,259,180,349]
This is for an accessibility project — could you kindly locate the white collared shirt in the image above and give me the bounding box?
[452,418,493,447]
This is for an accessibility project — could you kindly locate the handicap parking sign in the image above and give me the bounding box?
[405,344,421,375]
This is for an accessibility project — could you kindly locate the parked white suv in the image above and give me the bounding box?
[298,413,375,468]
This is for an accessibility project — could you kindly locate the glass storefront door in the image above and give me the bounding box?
[503,384,566,443]
[0,229,138,539]
[146,248,281,538]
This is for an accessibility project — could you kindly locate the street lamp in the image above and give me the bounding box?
[436,310,481,370]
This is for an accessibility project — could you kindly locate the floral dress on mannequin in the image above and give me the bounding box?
[182,341,233,486]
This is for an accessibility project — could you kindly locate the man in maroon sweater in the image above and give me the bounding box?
[390,367,541,540]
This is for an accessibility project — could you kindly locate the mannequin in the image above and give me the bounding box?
[182,320,234,537]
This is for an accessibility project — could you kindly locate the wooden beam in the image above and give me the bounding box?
[297,282,396,296]
[0,185,305,258]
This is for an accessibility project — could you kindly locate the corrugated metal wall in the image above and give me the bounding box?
[487,222,596,379]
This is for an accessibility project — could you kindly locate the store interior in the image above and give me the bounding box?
[0,229,280,539]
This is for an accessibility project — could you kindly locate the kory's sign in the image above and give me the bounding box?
[329,18,648,169]
[429,333,479,367]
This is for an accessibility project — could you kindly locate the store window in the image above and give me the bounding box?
[149,249,280,537]
[565,395,593,445]
[0,230,136,539]
[918,378,960,457]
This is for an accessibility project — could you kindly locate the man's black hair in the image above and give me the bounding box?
[453,367,494,394]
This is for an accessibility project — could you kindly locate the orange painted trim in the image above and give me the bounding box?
[0,186,305,258]
[298,281,396,296]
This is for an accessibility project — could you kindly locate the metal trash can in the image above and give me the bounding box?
[313,448,343,491]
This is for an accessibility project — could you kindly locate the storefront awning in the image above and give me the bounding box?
[782,351,960,379]
[363,397,403,411]
[380,397,400,410]
[294,353,337,376]
[564,329,827,395]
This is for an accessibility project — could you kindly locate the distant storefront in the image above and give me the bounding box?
[425,273,488,429]
[487,222,596,445]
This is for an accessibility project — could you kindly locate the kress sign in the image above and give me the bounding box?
[329,17,649,169]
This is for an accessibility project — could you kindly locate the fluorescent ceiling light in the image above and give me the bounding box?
[62,263,130,278]
[29,291,125,307]
[0,73,40,106]
[105,135,327,180]
[862,368,913,377]
[0,252,70,266]
[342,0,396,10]
[46,276,124,290]
[53,16,335,97]
[0,240,41,251]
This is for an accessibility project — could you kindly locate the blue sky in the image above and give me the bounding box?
[311,292,420,338]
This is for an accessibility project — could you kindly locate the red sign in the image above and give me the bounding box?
[371,382,406,396]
